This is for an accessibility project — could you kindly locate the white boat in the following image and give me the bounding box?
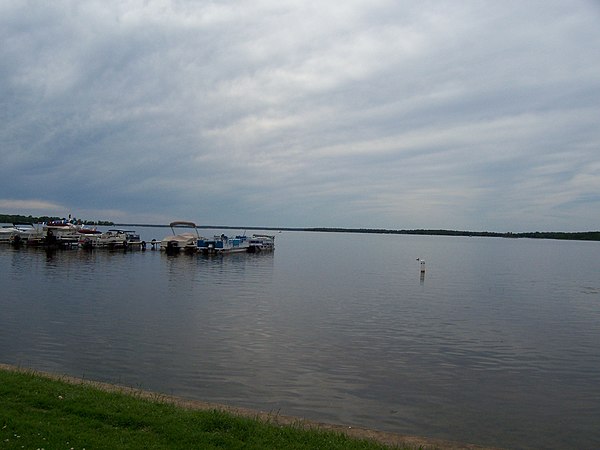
[37,220,102,248]
[42,221,82,247]
[197,233,275,254]
[197,234,249,254]
[160,221,202,253]
[247,234,275,253]
[0,224,19,243]
[80,229,143,250]
[0,223,44,245]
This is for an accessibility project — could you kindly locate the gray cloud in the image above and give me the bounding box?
[1,0,599,231]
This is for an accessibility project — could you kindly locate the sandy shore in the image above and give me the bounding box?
[1,363,503,450]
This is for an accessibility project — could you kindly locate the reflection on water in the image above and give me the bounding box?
[1,231,600,449]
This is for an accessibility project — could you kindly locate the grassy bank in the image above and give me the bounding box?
[0,368,407,450]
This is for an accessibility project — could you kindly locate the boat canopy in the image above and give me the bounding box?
[169,221,197,228]
[169,221,200,237]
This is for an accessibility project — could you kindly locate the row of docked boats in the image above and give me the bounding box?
[0,221,144,250]
[1,220,275,255]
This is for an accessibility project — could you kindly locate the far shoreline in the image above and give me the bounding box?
[114,223,600,242]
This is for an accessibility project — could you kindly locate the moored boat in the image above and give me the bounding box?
[39,221,81,248]
[247,234,275,253]
[197,234,247,254]
[0,224,19,243]
[80,229,144,250]
[160,221,202,254]
[196,233,275,254]
[1,223,45,246]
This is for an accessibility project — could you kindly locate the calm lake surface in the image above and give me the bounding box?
[1,228,599,449]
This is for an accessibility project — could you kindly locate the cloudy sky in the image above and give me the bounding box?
[1,1,599,231]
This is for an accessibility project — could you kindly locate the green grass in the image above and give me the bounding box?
[0,368,405,449]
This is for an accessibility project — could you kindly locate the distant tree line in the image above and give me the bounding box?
[200,225,600,241]
[301,228,600,241]
[0,214,114,226]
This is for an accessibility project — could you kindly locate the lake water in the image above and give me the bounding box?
[1,228,599,449]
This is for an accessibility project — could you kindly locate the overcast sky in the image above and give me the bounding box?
[1,1,599,231]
